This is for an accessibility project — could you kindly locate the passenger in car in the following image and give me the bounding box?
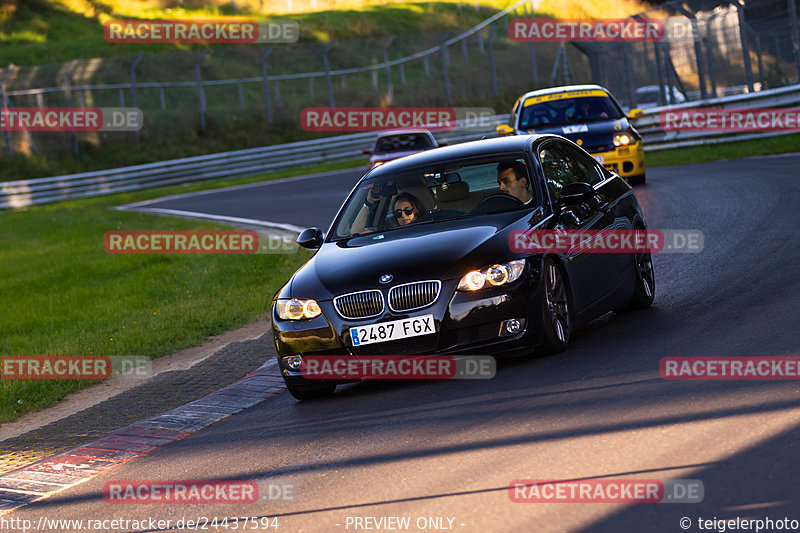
[392,193,424,226]
[351,191,425,235]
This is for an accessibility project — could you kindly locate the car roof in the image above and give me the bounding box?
[375,129,434,138]
[367,135,557,174]
[517,84,611,101]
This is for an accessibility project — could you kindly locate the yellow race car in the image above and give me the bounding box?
[497,84,646,184]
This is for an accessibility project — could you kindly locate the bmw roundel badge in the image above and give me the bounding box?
[379,274,393,284]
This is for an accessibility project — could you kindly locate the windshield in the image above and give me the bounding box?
[331,156,538,239]
[374,133,434,153]
[519,96,622,130]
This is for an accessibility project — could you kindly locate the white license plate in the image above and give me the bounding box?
[350,314,435,346]
[562,124,589,134]
[593,155,604,164]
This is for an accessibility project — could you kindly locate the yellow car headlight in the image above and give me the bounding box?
[457,260,525,291]
[613,133,632,147]
[276,298,322,320]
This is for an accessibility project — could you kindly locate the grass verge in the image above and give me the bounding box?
[645,133,800,168]
[0,159,369,424]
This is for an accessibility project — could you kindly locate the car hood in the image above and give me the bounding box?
[520,117,631,151]
[289,213,532,300]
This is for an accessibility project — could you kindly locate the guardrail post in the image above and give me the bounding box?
[194,48,209,131]
[486,26,499,97]
[322,42,335,107]
[260,47,273,123]
[423,56,430,77]
[461,36,469,61]
[238,84,246,110]
[478,30,484,53]
[372,70,379,91]
[0,65,16,156]
[159,87,166,111]
[59,60,79,154]
[788,0,800,81]
[399,63,406,85]
[129,52,144,143]
[308,77,315,99]
[383,35,396,105]
[441,31,452,104]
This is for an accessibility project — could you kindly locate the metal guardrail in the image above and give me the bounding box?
[2,83,799,210]
[635,83,800,150]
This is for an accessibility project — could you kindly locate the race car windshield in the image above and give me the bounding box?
[519,96,622,129]
[331,156,538,239]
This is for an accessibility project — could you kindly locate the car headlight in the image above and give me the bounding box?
[275,298,322,320]
[613,133,632,146]
[457,260,525,291]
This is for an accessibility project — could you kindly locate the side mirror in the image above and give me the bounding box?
[362,148,372,155]
[437,140,447,147]
[496,124,515,136]
[296,227,324,249]
[558,182,594,207]
[626,108,644,119]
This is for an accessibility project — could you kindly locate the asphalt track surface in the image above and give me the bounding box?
[12,155,800,532]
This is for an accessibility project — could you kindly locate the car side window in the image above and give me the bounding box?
[559,144,606,186]
[539,142,607,203]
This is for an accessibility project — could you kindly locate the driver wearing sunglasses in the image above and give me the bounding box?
[392,193,423,226]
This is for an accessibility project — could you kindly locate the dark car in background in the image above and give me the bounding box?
[272,135,655,400]
[497,84,647,184]
[363,129,441,170]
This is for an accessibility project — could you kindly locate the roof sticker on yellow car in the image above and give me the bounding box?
[523,89,608,107]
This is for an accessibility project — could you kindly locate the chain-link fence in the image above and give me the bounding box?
[580,0,800,111]
[1,0,799,158]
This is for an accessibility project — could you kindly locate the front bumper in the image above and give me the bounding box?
[272,270,545,384]
[592,140,645,181]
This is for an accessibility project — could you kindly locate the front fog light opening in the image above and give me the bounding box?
[500,318,526,337]
[283,355,303,371]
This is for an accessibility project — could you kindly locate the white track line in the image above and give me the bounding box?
[125,207,308,234]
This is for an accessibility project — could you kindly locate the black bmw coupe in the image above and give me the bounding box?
[271,135,655,400]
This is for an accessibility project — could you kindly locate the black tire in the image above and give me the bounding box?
[618,248,655,311]
[537,258,573,355]
[285,380,336,401]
